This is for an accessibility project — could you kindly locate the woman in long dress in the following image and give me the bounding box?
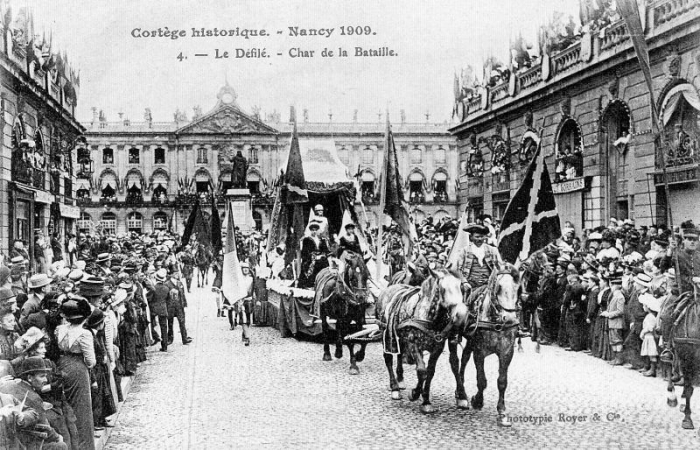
[55,297,96,450]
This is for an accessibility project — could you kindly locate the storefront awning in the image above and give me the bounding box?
[661,84,700,126]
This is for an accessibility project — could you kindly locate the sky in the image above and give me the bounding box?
[25,0,580,124]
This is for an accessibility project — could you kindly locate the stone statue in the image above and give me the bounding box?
[231,150,248,189]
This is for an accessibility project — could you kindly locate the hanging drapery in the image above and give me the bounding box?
[661,84,700,126]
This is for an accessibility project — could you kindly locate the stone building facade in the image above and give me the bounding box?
[1,7,84,259]
[80,84,458,235]
[450,0,700,233]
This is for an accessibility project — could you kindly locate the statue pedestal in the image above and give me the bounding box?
[225,188,254,231]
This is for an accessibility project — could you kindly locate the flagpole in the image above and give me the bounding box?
[376,113,390,282]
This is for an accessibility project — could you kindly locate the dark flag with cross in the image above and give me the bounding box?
[497,141,561,264]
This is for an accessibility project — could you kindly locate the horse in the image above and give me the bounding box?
[664,291,700,433]
[390,263,430,287]
[194,244,212,288]
[519,252,549,352]
[376,268,468,413]
[449,263,521,427]
[316,251,371,375]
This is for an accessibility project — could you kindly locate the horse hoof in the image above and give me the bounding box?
[667,392,678,407]
[349,366,359,376]
[397,381,406,391]
[420,404,436,414]
[355,351,365,363]
[498,414,512,427]
[471,396,483,410]
[322,353,332,362]
[409,389,420,402]
[334,350,343,359]
[682,418,694,430]
[456,398,470,410]
[391,391,402,400]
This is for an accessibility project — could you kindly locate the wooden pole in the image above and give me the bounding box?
[376,114,391,282]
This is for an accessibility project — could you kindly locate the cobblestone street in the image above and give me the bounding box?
[105,284,699,449]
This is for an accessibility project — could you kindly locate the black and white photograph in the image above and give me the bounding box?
[0,0,699,448]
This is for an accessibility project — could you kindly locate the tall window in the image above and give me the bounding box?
[339,147,350,166]
[127,212,143,233]
[434,146,447,164]
[411,146,422,164]
[154,147,165,164]
[100,212,117,235]
[249,147,259,164]
[153,212,168,230]
[362,147,373,164]
[128,147,140,164]
[103,148,113,164]
[78,212,91,233]
[197,148,208,164]
[555,119,584,182]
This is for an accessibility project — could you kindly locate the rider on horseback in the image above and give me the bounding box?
[659,222,700,363]
[449,223,503,303]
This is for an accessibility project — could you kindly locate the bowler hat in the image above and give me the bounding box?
[0,287,16,304]
[28,274,52,290]
[0,266,10,286]
[85,309,105,329]
[17,356,51,378]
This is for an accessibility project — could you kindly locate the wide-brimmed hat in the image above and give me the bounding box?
[9,256,25,265]
[639,293,661,313]
[68,269,85,282]
[79,277,105,298]
[85,309,105,329]
[588,232,603,241]
[463,223,488,235]
[155,268,168,282]
[60,297,91,320]
[110,289,129,308]
[13,327,45,354]
[634,273,652,287]
[28,274,52,290]
[17,356,51,378]
[96,253,112,263]
[0,287,16,304]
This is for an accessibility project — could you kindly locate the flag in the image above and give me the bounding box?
[221,201,246,303]
[210,197,222,256]
[497,142,561,264]
[448,208,471,267]
[282,112,308,277]
[380,118,414,250]
[617,0,659,125]
[282,115,308,204]
[181,199,211,248]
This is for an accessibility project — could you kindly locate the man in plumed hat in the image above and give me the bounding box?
[449,223,503,300]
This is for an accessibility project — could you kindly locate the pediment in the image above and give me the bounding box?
[177,105,278,135]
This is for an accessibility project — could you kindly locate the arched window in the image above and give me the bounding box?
[103,148,114,164]
[100,212,117,235]
[78,212,91,233]
[360,171,376,202]
[128,147,140,164]
[76,188,90,199]
[194,168,211,194]
[247,170,261,195]
[434,146,447,164]
[153,212,168,230]
[338,146,350,166]
[411,146,422,164]
[362,147,373,164]
[432,170,448,203]
[408,171,425,203]
[249,147,259,164]
[555,118,584,182]
[197,148,208,164]
[154,147,165,164]
[127,212,143,233]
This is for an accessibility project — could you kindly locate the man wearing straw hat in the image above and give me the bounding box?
[149,269,170,352]
[20,274,52,330]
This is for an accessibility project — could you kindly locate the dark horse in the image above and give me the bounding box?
[377,268,468,413]
[449,264,520,426]
[194,244,212,288]
[390,263,430,287]
[316,251,371,375]
[664,291,700,433]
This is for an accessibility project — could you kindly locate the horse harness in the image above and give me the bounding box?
[391,280,454,343]
[464,269,520,336]
[671,289,700,346]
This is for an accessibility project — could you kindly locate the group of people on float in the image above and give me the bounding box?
[0,230,195,449]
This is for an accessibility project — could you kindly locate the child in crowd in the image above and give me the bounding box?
[639,293,660,377]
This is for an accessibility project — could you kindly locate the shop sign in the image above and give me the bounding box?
[59,204,81,219]
[552,177,586,194]
[654,167,697,185]
[33,190,55,204]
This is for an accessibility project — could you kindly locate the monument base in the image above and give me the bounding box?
[225,188,254,232]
